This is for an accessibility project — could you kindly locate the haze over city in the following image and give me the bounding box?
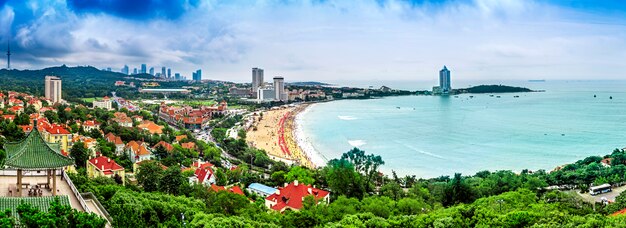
[1,0,625,81]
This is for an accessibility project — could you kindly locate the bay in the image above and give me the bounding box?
[298,80,626,178]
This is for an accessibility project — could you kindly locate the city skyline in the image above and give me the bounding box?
[0,1,625,81]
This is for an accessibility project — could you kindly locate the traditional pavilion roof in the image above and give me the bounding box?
[3,125,74,170]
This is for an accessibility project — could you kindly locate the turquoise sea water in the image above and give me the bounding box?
[299,81,626,178]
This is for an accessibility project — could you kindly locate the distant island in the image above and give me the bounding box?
[456,84,535,94]
[288,81,332,87]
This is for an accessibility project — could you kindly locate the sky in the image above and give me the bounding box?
[0,0,625,82]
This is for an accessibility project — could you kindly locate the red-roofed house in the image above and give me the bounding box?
[601,158,613,168]
[1,115,15,121]
[208,184,245,196]
[265,180,330,212]
[137,120,163,135]
[181,142,196,150]
[152,141,174,152]
[125,141,153,163]
[189,163,215,186]
[105,132,125,155]
[87,156,126,184]
[41,124,72,151]
[19,125,33,133]
[112,112,133,127]
[10,106,23,114]
[82,120,100,132]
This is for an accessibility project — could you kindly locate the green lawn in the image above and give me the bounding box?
[81,98,96,103]
[181,100,217,107]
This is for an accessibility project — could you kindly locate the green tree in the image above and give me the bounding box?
[284,166,315,185]
[70,141,90,168]
[136,161,164,192]
[159,166,185,195]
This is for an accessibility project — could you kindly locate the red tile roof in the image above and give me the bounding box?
[266,181,329,211]
[45,124,71,135]
[611,208,626,216]
[126,141,151,156]
[229,186,244,196]
[194,166,213,184]
[153,141,174,152]
[181,142,196,150]
[89,156,124,172]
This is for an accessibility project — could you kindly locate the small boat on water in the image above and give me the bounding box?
[489,95,494,97]
[594,95,596,98]
[454,96,459,98]
[610,96,613,99]
[496,96,501,98]
[514,95,519,98]
[469,96,474,98]
[396,106,400,109]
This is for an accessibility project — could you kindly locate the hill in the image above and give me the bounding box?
[0,65,187,102]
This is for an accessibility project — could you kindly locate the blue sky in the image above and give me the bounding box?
[0,0,625,82]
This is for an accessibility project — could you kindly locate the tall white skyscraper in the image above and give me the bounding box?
[439,66,451,94]
[252,68,264,97]
[45,76,62,103]
[273,76,286,101]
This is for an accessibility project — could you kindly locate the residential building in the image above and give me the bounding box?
[133,68,138,75]
[87,156,125,184]
[273,76,287,101]
[439,65,451,94]
[137,120,164,135]
[141,64,147,74]
[112,112,133,127]
[44,76,62,103]
[40,124,71,152]
[229,87,250,97]
[167,68,171,78]
[92,96,112,110]
[105,132,125,155]
[210,184,244,196]
[82,120,100,132]
[149,67,154,75]
[152,141,174,153]
[248,183,278,198]
[252,68,264,98]
[161,67,166,77]
[265,180,330,212]
[125,141,153,163]
[189,162,215,186]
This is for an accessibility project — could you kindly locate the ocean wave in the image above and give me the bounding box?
[338,115,357,120]
[348,140,366,147]
[401,143,445,159]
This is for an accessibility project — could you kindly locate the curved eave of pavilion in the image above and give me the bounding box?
[3,126,74,170]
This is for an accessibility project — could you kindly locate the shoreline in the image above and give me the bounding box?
[292,103,328,168]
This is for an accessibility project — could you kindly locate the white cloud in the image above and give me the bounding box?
[5,0,626,83]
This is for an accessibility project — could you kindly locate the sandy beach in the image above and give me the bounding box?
[246,104,321,168]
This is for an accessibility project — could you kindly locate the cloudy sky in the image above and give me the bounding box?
[0,0,625,82]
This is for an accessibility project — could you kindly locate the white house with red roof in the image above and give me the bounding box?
[265,180,330,212]
[87,156,125,184]
[189,162,216,186]
[92,96,113,110]
[40,124,72,152]
[125,141,153,163]
[82,120,100,132]
[105,132,125,155]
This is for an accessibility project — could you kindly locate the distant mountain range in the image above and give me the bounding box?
[287,81,332,87]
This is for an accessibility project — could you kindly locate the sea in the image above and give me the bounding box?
[297,80,626,178]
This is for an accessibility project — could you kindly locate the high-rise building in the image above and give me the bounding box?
[252,68,264,98]
[106,67,112,72]
[141,64,147,74]
[45,76,62,103]
[149,67,154,75]
[439,66,451,94]
[133,68,138,75]
[273,76,286,101]
[121,65,129,75]
[161,67,166,77]
[175,73,181,80]
[167,68,172,78]
[192,69,202,81]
